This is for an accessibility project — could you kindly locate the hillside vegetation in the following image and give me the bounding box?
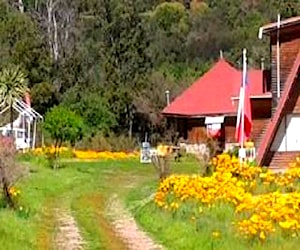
[1,0,299,144]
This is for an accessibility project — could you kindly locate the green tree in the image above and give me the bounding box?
[0,0,49,84]
[43,106,85,169]
[91,0,152,134]
[0,65,29,136]
[43,106,85,161]
[148,2,189,65]
[62,86,117,135]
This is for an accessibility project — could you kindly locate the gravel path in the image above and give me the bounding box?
[106,194,164,250]
[55,209,85,250]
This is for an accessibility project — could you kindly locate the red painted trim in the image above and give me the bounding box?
[257,51,300,166]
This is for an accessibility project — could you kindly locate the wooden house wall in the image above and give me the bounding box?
[251,99,272,143]
[291,77,300,114]
[284,76,300,114]
[171,98,272,145]
[268,76,300,156]
[224,117,236,143]
[170,86,273,145]
[252,119,269,142]
[176,117,187,139]
[252,99,272,118]
[270,26,300,114]
[186,118,206,143]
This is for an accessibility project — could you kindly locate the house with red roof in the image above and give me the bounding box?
[162,57,271,150]
[163,15,300,168]
[256,16,300,169]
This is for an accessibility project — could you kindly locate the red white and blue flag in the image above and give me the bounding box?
[235,49,252,146]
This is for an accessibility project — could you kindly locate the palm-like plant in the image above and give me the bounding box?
[0,66,29,138]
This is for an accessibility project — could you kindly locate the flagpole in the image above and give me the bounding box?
[241,48,247,151]
[277,14,281,99]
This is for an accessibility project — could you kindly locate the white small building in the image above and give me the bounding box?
[0,99,43,150]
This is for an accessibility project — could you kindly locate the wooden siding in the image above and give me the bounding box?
[224,117,236,143]
[263,76,300,166]
[224,117,270,144]
[260,25,300,167]
[176,118,188,140]
[292,80,300,113]
[285,77,300,114]
[252,118,270,143]
[174,116,270,146]
[187,118,206,143]
[171,97,272,146]
[252,99,272,119]
[270,28,300,114]
[269,151,300,169]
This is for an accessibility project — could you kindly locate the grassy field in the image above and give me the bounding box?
[0,156,148,249]
[127,158,300,250]
[1,155,189,249]
[128,192,300,250]
[1,155,299,250]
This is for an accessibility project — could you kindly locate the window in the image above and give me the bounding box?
[17,131,24,139]
[205,116,224,138]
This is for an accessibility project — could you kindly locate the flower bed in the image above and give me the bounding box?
[32,146,139,160]
[154,154,300,242]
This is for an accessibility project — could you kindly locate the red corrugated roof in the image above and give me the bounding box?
[257,51,300,166]
[162,58,265,117]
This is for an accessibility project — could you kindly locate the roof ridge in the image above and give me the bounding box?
[257,50,300,166]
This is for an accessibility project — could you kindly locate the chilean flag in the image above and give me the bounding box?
[235,49,252,146]
[25,92,31,107]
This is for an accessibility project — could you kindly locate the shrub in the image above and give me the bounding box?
[43,106,85,168]
[0,136,26,208]
[76,133,138,152]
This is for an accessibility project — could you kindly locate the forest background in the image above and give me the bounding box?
[1,0,299,149]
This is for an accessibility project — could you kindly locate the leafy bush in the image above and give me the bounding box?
[76,133,138,152]
[0,136,26,208]
[62,87,117,134]
[43,106,85,168]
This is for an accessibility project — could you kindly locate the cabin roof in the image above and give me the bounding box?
[259,16,300,38]
[162,58,267,117]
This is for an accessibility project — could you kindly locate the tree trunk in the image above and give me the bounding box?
[47,0,53,60]
[53,12,59,62]
[18,0,24,12]
[3,180,14,208]
[0,165,14,208]
[129,119,133,139]
[35,0,38,10]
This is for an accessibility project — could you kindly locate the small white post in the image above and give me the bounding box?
[33,120,37,149]
[28,120,31,149]
[165,90,170,106]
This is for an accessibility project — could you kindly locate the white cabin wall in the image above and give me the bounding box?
[286,114,300,151]
[271,114,300,152]
[271,116,286,151]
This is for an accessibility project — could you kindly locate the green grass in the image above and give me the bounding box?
[0,155,175,249]
[126,162,300,250]
[129,199,300,250]
[4,154,298,250]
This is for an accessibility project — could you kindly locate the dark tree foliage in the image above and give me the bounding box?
[1,0,300,143]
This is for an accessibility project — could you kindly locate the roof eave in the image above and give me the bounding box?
[162,112,237,118]
[258,17,300,39]
[231,94,272,100]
